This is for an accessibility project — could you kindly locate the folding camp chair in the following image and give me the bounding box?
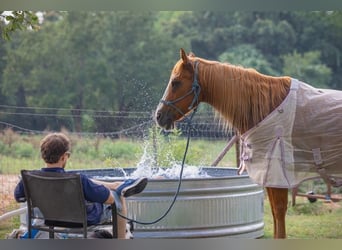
[20,170,119,239]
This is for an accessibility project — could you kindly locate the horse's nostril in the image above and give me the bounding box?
[156,111,161,121]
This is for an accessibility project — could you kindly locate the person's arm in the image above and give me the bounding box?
[14,180,26,202]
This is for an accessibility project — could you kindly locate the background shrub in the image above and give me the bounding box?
[11,141,35,158]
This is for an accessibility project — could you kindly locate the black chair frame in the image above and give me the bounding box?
[21,170,118,239]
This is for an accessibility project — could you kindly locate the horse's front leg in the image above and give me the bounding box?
[266,187,288,239]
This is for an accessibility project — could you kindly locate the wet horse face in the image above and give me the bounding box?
[155,49,200,130]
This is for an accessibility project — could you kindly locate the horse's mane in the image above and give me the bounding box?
[193,57,291,133]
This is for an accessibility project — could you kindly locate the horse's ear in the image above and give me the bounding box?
[188,52,196,57]
[180,48,189,64]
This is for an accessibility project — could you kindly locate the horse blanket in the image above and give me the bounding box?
[239,78,342,188]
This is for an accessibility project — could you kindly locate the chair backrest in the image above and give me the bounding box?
[21,170,88,238]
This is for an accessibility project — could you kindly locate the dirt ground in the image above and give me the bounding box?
[0,174,20,215]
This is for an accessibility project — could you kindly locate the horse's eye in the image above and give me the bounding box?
[171,80,181,89]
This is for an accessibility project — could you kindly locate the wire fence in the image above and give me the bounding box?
[0,108,236,222]
[0,104,233,139]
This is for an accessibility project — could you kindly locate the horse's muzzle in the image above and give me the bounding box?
[154,109,175,131]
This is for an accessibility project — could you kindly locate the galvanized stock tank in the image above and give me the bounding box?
[80,167,264,238]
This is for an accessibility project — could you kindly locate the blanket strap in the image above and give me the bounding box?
[312,148,342,187]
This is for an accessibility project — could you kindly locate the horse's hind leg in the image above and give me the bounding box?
[266,187,288,239]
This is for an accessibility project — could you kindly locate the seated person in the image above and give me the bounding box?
[14,132,147,239]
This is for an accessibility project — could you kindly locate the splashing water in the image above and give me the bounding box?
[127,140,209,179]
[92,136,211,180]
[129,163,210,179]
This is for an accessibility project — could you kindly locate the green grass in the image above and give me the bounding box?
[0,134,237,239]
[1,133,341,239]
[1,196,341,239]
[0,216,20,239]
[263,196,342,239]
[0,134,237,174]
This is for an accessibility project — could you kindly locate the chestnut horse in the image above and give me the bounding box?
[155,48,342,239]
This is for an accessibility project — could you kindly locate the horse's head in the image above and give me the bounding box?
[155,48,201,130]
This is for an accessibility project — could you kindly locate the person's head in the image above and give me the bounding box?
[40,133,71,167]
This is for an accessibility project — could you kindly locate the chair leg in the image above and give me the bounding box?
[112,192,122,211]
[83,224,87,238]
[112,203,118,238]
[28,225,32,239]
[49,226,54,239]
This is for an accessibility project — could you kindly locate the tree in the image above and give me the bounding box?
[218,44,279,76]
[250,18,296,70]
[282,51,331,88]
[285,11,342,89]
[94,11,183,132]
[1,28,46,130]
[0,11,39,40]
[1,11,341,132]
[1,11,184,132]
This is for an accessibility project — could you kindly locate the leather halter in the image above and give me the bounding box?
[160,61,201,116]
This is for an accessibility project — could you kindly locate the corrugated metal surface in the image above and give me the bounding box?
[67,167,264,238]
[19,167,264,238]
[123,167,264,238]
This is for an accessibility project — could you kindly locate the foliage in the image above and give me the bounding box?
[0,132,236,174]
[282,51,331,88]
[0,11,184,132]
[0,11,39,40]
[0,130,38,159]
[0,128,19,147]
[99,139,142,161]
[0,11,341,133]
[219,44,279,75]
[143,127,235,167]
[10,141,35,158]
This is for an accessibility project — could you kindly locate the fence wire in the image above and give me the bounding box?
[0,110,236,220]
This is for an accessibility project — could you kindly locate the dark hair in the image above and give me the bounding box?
[40,133,71,164]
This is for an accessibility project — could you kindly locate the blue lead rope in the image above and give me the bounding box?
[117,61,201,225]
[117,108,198,225]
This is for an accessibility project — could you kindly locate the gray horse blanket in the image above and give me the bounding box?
[239,78,342,188]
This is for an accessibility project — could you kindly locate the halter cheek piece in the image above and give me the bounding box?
[160,61,201,116]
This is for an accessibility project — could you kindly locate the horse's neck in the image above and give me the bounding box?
[198,62,291,134]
